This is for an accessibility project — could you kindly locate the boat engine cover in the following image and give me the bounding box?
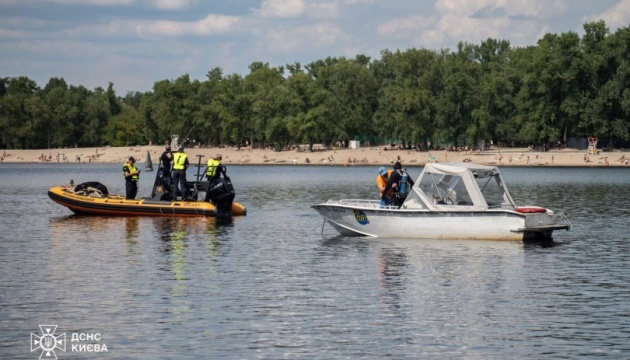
[207,177,236,218]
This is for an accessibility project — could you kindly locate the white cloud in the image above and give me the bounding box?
[587,0,630,29]
[375,0,568,48]
[434,0,569,18]
[256,0,306,18]
[0,28,27,37]
[264,22,343,53]
[0,0,132,5]
[309,2,339,20]
[0,16,50,34]
[151,0,193,10]
[64,19,136,38]
[436,14,510,44]
[500,0,568,17]
[377,15,436,36]
[136,14,240,37]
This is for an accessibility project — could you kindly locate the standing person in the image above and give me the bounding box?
[206,153,223,180]
[159,145,173,193]
[381,162,414,208]
[171,146,189,200]
[377,166,394,208]
[123,157,140,199]
[204,154,223,202]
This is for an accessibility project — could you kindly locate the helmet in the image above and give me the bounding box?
[378,166,387,176]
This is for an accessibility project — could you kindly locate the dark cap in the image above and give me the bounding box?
[166,146,171,151]
[393,161,402,170]
[129,156,136,162]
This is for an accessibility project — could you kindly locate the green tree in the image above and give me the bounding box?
[243,62,286,148]
[434,43,479,147]
[0,77,41,148]
[582,22,630,147]
[104,103,144,146]
[307,56,377,146]
[516,31,588,145]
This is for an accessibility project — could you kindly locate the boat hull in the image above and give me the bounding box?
[48,186,246,217]
[312,201,569,241]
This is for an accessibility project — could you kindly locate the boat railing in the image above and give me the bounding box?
[330,199,396,209]
[557,212,572,230]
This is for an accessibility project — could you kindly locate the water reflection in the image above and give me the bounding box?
[376,247,408,309]
[49,215,126,243]
[124,217,139,244]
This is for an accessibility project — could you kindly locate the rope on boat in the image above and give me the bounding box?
[320,219,325,234]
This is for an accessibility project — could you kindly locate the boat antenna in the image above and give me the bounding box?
[179,124,196,148]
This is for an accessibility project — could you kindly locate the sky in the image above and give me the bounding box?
[1,0,629,94]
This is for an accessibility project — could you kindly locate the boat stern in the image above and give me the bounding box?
[511,209,571,241]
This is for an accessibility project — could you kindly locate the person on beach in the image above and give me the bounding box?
[381,161,415,208]
[123,157,140,199]
[159,145,173,193]
[171,146,189,200]
[377,166,394,208]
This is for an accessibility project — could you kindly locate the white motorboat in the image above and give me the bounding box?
[312,162,571,241]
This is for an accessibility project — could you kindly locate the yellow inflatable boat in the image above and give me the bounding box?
[48,185,246,217]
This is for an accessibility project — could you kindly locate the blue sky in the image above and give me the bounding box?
[1,0,629,94]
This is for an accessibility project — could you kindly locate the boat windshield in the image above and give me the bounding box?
[419,172,472,206]
[474,171,510,208]
[418,168,513,208]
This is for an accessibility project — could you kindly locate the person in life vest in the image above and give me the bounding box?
[376,166,394,208]
[206,153,223,180]
[204,153,223,202]
[171,146,189,200]
[159,145,173,193]
[381,161,414,208]
[123,156,140,199]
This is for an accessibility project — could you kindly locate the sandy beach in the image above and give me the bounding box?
[1,145,629,167]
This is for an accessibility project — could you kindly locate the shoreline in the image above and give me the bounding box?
[1,146,629,167]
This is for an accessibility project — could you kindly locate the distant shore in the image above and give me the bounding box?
[1,145,629,167]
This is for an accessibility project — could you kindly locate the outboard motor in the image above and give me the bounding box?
[207,176,236,219]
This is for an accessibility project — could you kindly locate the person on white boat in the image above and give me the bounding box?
[377,166,394,208]
[381,161,414,208]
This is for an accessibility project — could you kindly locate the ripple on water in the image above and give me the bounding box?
[1,165,630,358]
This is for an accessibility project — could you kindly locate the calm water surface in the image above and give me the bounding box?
[1,164,629,359]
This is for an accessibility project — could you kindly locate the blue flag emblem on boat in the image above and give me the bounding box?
[353,210,369,225]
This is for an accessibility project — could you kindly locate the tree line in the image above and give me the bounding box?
[1,21,628,151]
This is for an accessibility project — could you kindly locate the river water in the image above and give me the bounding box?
[1,163,629,359]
